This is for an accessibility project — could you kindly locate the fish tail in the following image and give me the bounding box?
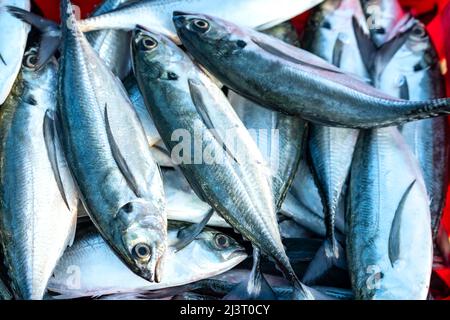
[401,98,450,123]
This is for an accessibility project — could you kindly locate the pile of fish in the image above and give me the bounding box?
[0,0,448,300]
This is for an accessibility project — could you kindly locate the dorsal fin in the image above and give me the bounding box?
[104,104,141,197]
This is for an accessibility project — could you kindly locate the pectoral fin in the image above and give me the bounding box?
[388,180,416,266]
[104,104,141,197]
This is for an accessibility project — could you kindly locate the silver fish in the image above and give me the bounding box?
[131,28,312,298]
[174,13,450,128]
[0,49,78,300]
[0,0,30,105]
[85,0,133,79]
[228,21,307,211]
[348,127,432,299]
[47,224,247,299]
[360,0,410,47]
[77,0,324,42]
[376,19,448,240]
[59,0,166,283]
[301,0,368,257]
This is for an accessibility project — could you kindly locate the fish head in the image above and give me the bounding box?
[131,26,188,82]
[191,229,247,264]
[21,47,58,83]
[173,12,250,63]
[406,22,431,54]
[361,0,408,46]
[117,199,167,283]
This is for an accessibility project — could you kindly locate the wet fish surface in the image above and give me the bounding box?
[47,223,247,299]
[0,49,78,299]
[374,17,449,240]
[174,13,450,129]
[58,0,167,283]
[348,127,432,299]
[131,27,312,297]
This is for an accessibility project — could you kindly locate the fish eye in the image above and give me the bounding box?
[140,37,158,51]
[23,52,38,69]
[412,25,426,38]
[192,19,210,33]
[133,243,152,260]
[214,234,230,249]
[123,203,133,213]
[373,27,386,35]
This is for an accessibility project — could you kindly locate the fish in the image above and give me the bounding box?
[0,48,78,299]
[300,0,368,257]
[0,0,30,105]
[347,127,433,299]
[228,21,307,211]
[374,19,449,241]
[173,13,450,129]
[85,0,133,79]
[360,0,411,47]
[58,0,167,283]
[47,223,247,299]
[131,27,313,299]
[75,0,324,42]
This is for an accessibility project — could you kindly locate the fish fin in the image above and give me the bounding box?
[43,110,71,211]
[36,32,61,70]
[374,29,413,79]
[224,247,277,300]
[352,15,376,73]
[332,35,344,68]
[302,240,346,285]
[67,208,78,247]
[6,6,61,69]
[0,53,6,66]
[174,209,214,252]
[251,37,345,75]
[104,104,141,197]
[399,76,410,100]
[304,146,339,259]
[388,180,416,267]
[188,79,239,164]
